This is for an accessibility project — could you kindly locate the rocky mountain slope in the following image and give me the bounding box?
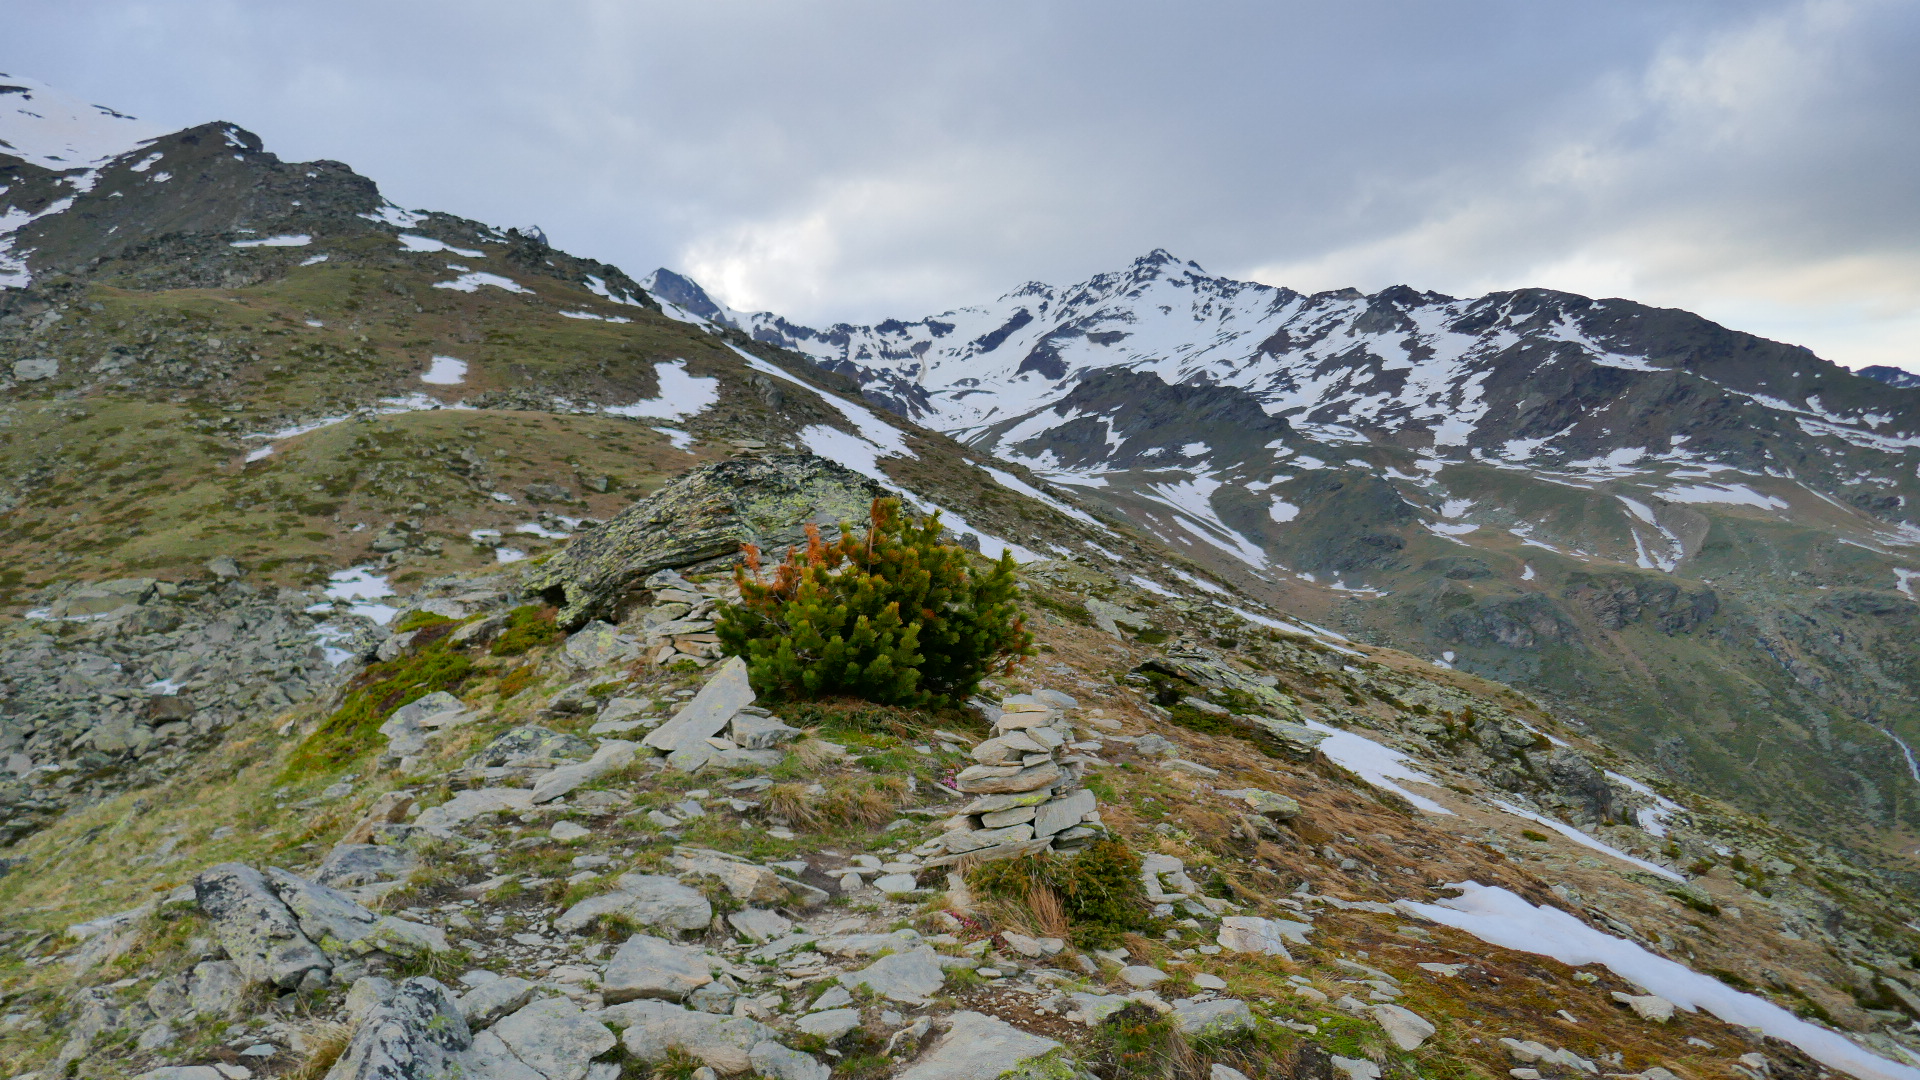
[5,75,1920,1080]
[7,456,1920,1080]
[645,256,1920,848]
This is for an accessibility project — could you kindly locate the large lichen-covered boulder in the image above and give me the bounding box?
[525,454,888,627]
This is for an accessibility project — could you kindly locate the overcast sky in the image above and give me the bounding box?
[7,0,1919,368]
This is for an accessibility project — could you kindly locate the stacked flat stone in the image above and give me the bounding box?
[638,569,733,667]
[925,693,1103,867]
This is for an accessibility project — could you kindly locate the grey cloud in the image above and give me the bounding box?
[4,0,1914,364]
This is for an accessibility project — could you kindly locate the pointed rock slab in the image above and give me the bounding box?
[644,656,754,756]
[554,873,712,935]
[603,999,775,1074]
[896,1011,1064,1080]
[602,933,715,1003]
[465,1030,548,1080]
[1369,1004,1436,1050]
[795,1008,863,1041]
[327,976,471,1080]
[846,945,946,1004]
[192,863,329,989]
[491,996,616,1080]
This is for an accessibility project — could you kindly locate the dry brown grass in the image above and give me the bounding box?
[766,775,906,831]
[286,1020,352,1080]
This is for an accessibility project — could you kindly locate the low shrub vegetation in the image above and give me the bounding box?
[716,498,1032,708]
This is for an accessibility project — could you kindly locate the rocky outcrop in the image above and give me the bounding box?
[0,576,347,846]
[524,454,887,627]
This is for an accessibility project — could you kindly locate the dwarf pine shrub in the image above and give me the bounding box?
[715,497,1033,708]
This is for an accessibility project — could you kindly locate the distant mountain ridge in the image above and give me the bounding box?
[651,254,1920,839]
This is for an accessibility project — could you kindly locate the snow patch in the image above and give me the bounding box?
[398,233,482,257]
[433,271,528,294]
[421,356,467,385]
[604,360,719,421]
[229,233,311,248]
[1304,720,1453,814]
[1403,883,1920,1080]
[1490,799,1683,880]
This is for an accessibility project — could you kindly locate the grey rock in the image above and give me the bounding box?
[315,844,418,889]
[132,1069,224,1080]
[729,711,800,750]
[325,976,471,1080]
[1216,916,1309,956]
[603,999,775,1074]
[145,973,191,1019]
[475,726,596,768]
[1218,787,1303,820]
[347,976,398,1023]
[14,357,59,381]
[563,621,640,669]
[1212,1066,1254,1080]
[896,1011,1064,1080]
[187,960,244,1015]
[1066,992,1132,1025]
[726,907,792,944]
[457,975,536,1028]
[491,996,617,1080]
[265,866,380,955]
[554,873,712,935]
[602,933,714,1003]
[1174,998,1254,1037]
[465,1029,548,1080]
[192,862,329,988]
[523,454,887,627]
[1033,689,1078,709]
[414,787,536,833]
[795,1007,862,1041]
[1033,788,1096,838]
[1611,991,1676,1023]
[1331,1056,1382,1080]
[954,761,1061,794]
[1370,1003,1436,1050]
[1119,966,1169,988]
[846,945,946,1003]
[688,982,738,1014]
[669,851,788,904]
[749,1041,829,1080]
[1132,733,1179,758]
[206,556,244,579]
[644,656,755,756]
[531,740,638,803]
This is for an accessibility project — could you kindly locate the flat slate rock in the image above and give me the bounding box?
[603,999,776,1075]
[491,996,616,1080]
[644,656,754,754]
[896,1011,1064,1080]
[554,874,712,934]
[846,945,946,1004]
[602,933,715,1003]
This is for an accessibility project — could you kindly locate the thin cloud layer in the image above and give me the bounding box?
[5,0,1916,366]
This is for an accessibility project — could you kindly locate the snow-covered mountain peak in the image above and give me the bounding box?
[0,73,161,170]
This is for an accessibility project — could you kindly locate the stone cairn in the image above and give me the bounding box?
[922,691,1104,868]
